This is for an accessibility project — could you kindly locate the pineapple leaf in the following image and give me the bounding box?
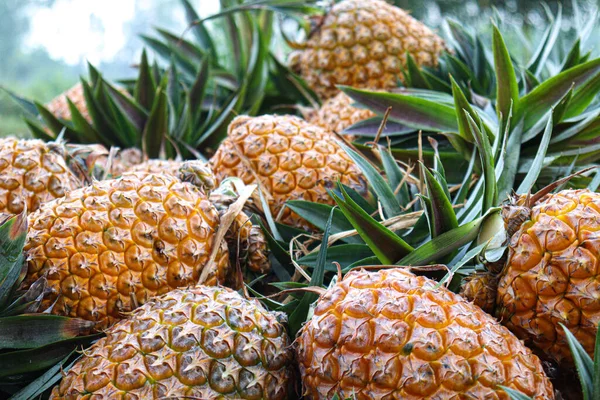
[564,68,600,119]
[451,76,477,143]
[420,163,458,238]
[340,86,458,132]
[560,323,595,400]
[517,115,553,194]
[404,52,431,89]
[0,335,98,378]
[66,99,102,143]
[492,24,519,128]
[0,86,39,116]
[255,219,293,281]
[520,58,600,133]
[0,213,27,290]
[285,201,361,244]
[23,118,55,142]
[399,214,490,266]
[379,146,410,205]
[561,38,582,72]
[242,20,269,114]
[143,83,169,158]
[332,184,413,264]
[180,0,217,60]
[344,117,414,138]
[155,27,204,62]
[466,113,497,212]
[0,316,93,349]
[135,49,156,110]
[188,57,209,121]
[588,170,600,191]
[9,354,74,400]
[339,143,402,218]
[526,6,562,78]
[552,85,574,125]
[297,245,373,272]
[453,150,477,206]
[103,79,147,132]
[287,207,335,336]
[34,102,77,140]
[499,386,533,400]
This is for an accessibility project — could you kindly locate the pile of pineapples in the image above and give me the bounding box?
[1,1,599,399]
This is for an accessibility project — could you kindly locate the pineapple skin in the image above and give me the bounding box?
[127,159,271,275]
[0,138,81,215]
[498,189,600,364]
[23,172,230,330]
[209,115,367,229]
[50,285,294,399]
[127,159,183,177]
[306,92,375,135]
[460,271,499,313]
[297,268,554,399]
[289,0,446,99]
[46,83,90,122]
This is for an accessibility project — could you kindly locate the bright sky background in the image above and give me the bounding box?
[25,0,220,65]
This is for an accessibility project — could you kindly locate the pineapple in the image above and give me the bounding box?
[126,159,183,177]
[128,159,271,276]
[209,114,367,229]
[46,83,91,122]
[304,91,375,135]
[288,0,446,99]
[98,147,144,177]
[22,172,230,330]
[297,267,554,399]
[50,285,294,399]
[0,137,82,215]
[494,189,600,364]
[460,271,499,313]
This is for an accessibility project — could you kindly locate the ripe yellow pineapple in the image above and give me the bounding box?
[297,268,554,399]
[22,172,230,329]
[0,137,82,215]
[97,147,144,177]
[50,285,294,399]
[46,83,91,122]
[128,159,271,275]
[126,159,183,177]
[304,91,375,135]
[460,271,499,313]
[209,115,367,229]
[494,189,600,364]
[289,0,446,99]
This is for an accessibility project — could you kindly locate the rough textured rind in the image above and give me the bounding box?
[209,115,367,229]
[50,286,294,400]
[306,92,375,135]
[297,268,554,400]
[460,271,499,313]
[498,189,600,364]
[126,159,183,177]
[0,138,82,215]
[23,172,230,330]
[128,160,270,275]
[289,0,445,99]
[46,83,90,122]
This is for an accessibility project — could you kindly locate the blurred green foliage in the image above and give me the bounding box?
[1,0,598,138]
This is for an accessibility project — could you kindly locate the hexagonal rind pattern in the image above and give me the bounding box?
[209,115,367,229]
[50,286,293,399]
[499,189,600,364]
[289,0,445,99]
[0,138,82,215]
[298,268,554,399]
[23,172,230,329]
